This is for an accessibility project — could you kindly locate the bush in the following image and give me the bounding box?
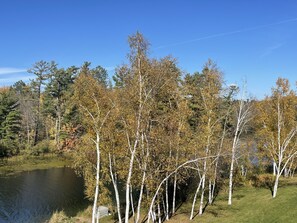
[251,174,274,188]
[0,143,12,158]
[30,140,53,156]
[48,210,71,223]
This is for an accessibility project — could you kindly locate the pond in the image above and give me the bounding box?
[0,167,89,223]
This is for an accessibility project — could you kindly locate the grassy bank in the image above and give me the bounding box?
[169,177,297,223]
[0,153,72,176]
[47,206,113,223]
[47,177,297,223]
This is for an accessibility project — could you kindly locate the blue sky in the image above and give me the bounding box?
[1,0,297,99]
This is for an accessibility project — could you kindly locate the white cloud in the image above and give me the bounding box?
[0,67,27,75]
[0,75,35,81]
[261,43,284,58]
[155,17,297,49]
[0,67,33,86]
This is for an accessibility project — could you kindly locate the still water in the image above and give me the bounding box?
[0,167,89,223]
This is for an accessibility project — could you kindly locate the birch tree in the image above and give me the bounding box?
[228,86,252,205]
[111,32,153,223]
[256,78,297,198]
[74,73,114,223]
[185,60,224,218]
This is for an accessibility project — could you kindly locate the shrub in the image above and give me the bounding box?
[251,173,274,188]
[48,210,71,223]
[0,143,12,158]
[30,140,54,156]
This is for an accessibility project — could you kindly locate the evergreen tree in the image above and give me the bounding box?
[0,88,21,156]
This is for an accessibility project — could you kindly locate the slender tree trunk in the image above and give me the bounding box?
[208,179,212,205]
[198,116,211,215]
[125,54,143,223]
[172,145,179,215]
[165,176,169,220]
[158,199,162,223]
[92,133,100,223]
[34,84,41,146]
[284,168,288,177]
[136,161,147,223]
[228,145,236,205]
[228,111,241,205]
[153,205,157,223]
[130,186,135,221]
[163,198,167,218]
[26,122,30,146]
[125,149,136,223]
[190,176,202,220]
[210,158,219,204]
[211,179,216,204]
[172,172,177,215]
[228,90,251,205]
[273,161,277,176]
[109,153,122,223]
[164,147,171,221]
[273,174,280,198]
[198,174,206,215]
[136,170,146,223]
[288,158,294,178]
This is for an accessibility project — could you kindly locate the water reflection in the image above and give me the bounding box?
[0,168,89,223]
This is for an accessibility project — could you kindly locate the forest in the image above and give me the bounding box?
[1,33,297,223]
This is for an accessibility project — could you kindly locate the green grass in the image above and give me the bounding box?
[51,177,297,223]
[0,153,72,176]
[169,177,297,223]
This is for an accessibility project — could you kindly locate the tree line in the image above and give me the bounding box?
[0,32,296,222]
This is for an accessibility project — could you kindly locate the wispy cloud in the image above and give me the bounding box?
[0,74,35,87]
[155,17,297,49]
[0,75,35,81]
[0,67,33,86]
[261,43,284,58]
[0,67,27,75]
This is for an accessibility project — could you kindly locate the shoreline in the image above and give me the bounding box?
[0,153,73,176]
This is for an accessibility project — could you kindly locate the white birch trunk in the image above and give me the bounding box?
[172,145,179,215]
[162,198,166,218]
[130,185,135,221]
[125,149,136,223]
[165,176,169,220]
[210,158,219,205]
[198,174,206,215]
[172,172,177,215]
[108,154,122,223]
[148,157,215,223]
[190,177,202,220]
[210,179,216,204]
[273,174,280,198]
[273,161,277,176]
[158,200,161,223]
[92,133,100,223]
[228,93,251,205]
[135,132,149,223]
[228,150,235,205]
[228,115,240,206]
[208,179,212,204]
[198,115,212,215]
[136,168,146,223]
